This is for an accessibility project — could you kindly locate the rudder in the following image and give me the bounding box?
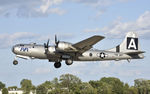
[108,32,142,53]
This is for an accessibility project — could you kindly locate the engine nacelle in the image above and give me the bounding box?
[57,42,73,50]
[48,46,56,54]
[65,59,73,65]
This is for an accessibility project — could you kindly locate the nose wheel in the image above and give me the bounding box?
[54,62,61,68]
[13,60,18,65]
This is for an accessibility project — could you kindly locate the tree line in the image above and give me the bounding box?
[0,74,150,94]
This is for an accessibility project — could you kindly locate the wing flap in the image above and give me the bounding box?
[73,35,105,53]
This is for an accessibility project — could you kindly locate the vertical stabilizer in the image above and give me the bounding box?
[108,32,143,53]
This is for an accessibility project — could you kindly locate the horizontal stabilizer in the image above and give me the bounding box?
[124,51,145,55]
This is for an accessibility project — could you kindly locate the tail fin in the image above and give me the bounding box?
[108,32,145,57]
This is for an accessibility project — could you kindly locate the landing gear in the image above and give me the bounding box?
[13,60,18,65]
[127,59,131,63]
[54,62,61,68]
[13,56,18,65]
[65,59,73,65]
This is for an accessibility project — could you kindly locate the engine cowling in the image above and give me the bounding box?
[48,46,56,54]
[65,59,73,65]
[57,42,72,50]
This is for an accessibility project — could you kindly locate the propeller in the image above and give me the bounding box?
[44,39,49,48]
[44,39,49,54]
[55,35,59,48]
[44,35,59,54]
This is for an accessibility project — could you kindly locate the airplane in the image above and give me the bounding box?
[12,32,145,68]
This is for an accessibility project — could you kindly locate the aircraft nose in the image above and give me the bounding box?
[12,46,15,53]
[12,45,16,53]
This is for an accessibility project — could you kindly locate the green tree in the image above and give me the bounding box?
[59,74,81,92]
[97,82,112,94]
[100,77,124,94]
[123,83,130,94]
[20,79,33,94]
[41,81,53,89]
[122,83,138,94]
[89,80,100,89]
[31,85,36,94]
[134,79,150,94]
[49,88,71,94]
[89,77,124,94]
[2,88,8,94]
[36,81,54,94]
[0,81,5,90]
[36,85,47,94]
[128,86,138,94]
[51,78,59,88]
[78,82,97,94]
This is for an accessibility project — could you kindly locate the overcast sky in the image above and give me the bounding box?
[0,0,150,87]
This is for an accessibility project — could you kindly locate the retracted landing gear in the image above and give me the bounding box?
[65,59,73,65]
[13,60,18,65]
[54,62,61,68]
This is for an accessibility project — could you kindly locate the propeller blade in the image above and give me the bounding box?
[44,39,50,54]
[44,43,46,48]
[47,39,49,48]
[55,35,57,44]
[55,35,59,48]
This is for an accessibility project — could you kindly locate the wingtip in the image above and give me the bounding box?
[94,35,105,39]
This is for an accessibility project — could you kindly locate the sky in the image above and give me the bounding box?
[0,0,150,87]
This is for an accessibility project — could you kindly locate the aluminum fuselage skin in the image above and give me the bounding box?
[12,44,142,62]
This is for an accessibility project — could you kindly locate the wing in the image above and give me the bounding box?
[73,35,105,53]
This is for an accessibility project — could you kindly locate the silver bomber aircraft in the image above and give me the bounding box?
[12,32,145,68]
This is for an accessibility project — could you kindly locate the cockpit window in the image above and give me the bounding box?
[19,44,24,46]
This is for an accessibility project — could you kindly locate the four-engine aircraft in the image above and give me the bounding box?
[12,32,145,68]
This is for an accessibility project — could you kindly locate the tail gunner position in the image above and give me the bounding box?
[12,32,145,68]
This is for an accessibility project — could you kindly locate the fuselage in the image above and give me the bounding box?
[12,43,135,62]
[11,32,145,68]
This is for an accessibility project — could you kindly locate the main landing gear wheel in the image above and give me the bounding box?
[54,62,61,68]
[13,60,18,65]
